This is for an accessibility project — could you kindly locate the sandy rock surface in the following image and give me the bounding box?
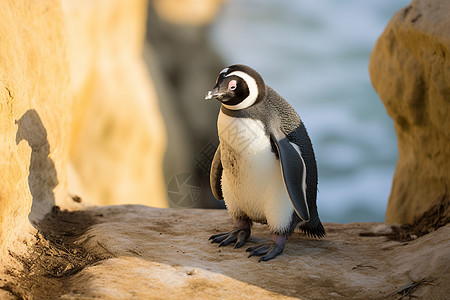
[4,206,448,299]
[369,0,450,223]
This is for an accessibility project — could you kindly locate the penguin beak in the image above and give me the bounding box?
[205,87,221,100]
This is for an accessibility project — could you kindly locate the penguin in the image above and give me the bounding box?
[205,64,325,262]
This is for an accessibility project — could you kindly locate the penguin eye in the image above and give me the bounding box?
[228,80,237,91]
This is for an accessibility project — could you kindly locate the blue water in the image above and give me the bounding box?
[208,0,410,223]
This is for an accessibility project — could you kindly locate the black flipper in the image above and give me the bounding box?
[210,145,223,200]
[270,132,310,222]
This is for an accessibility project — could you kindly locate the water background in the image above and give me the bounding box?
[208,0,410,223]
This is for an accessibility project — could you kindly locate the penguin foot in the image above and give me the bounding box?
[246,234,286,262]
[209,228,251,248]
[209,218,251,248]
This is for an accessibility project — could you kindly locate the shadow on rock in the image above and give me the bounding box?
[15,109,58,228]
[12,110,111,298]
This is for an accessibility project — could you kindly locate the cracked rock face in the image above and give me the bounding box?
[369,0,450,224]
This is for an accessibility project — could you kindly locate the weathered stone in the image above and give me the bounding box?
[369,0,450,224]
[0,0,73,258]
[1,0,167,282]
[5,207,450,299]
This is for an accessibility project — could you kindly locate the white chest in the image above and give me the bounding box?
[217,111,294,232]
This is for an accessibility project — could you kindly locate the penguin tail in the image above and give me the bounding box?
[298,218,326,239]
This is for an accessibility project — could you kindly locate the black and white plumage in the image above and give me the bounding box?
[206,64,325,262]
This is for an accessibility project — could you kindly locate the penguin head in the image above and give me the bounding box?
[205,64,266,110]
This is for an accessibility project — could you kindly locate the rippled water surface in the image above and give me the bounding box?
[209,0,410,222]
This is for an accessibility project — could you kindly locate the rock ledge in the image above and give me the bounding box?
[2,206,449,299]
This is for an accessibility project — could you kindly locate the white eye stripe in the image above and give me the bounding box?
[219,67,229,75]
[223,70,258,110]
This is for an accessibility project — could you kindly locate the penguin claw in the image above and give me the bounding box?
[234,230,249,248]
[219,234,237,247]
[209,232,229,243]
[246,244,270,257]
[209,228,250,248]
[246,241,284,262]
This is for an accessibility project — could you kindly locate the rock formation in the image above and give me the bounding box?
[0,0,166,259]
[369,0,450,224]
[0,0,73,257]
[5,207,450,299]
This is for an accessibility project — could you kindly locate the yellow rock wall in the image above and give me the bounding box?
[0,0,167,257]
[0,0,71,255]
[370,0,450,223]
